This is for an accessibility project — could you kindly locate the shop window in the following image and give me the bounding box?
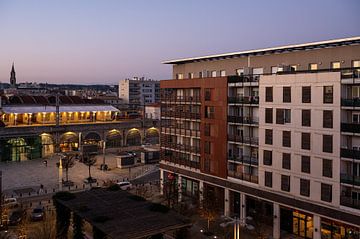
[309,63,318,70]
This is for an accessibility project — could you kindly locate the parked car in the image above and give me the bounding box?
[116,181,132,190]
[3,198,19,209]
[31,206,45,221]
[83,177,97,184]
[9,209,26,225]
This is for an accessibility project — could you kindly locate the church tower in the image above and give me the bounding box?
[10,63,16,87]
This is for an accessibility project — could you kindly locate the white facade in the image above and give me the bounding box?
[118,77,160,105]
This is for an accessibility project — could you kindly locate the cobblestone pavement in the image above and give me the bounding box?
[0,150,157,197]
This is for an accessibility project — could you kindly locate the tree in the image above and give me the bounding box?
[162,175,178,208]
[198,187,221,232]
[28,213,56,239]
[57,153,76,183]
[82,153,97,180]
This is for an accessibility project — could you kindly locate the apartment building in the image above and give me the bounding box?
[118,77,160,105]
[160,37,360,239]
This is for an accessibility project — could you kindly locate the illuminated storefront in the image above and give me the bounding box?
[281,208,314,238]
[321,218,359,239]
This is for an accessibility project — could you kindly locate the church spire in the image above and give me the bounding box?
[10,62,16,87]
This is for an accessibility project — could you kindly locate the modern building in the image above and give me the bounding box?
[160,36,360,239]
[118,77,160,105]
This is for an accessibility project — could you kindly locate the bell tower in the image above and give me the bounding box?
[10,63,16,87]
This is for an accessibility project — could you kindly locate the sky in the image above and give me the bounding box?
[0,0,359,85]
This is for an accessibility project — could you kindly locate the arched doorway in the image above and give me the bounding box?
[106,129,122,148]
[145,127,159,144]
[41,133,54,157]
[60,132,79,152]
[2,137,42,161]
[126,129,141,146]
[83,132,102,154]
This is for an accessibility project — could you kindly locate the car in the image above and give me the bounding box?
[3,198,19,209]
[116,181,132,190]
[9,209,26,226]
[83,177,97,184]
[31,206,45,221]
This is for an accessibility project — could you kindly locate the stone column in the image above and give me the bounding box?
[160,168,164,195]
[273,203,280,239]
[224,188,230,217]
[313,214,321,239]
[177,175,182,202]
[240,194,246,226]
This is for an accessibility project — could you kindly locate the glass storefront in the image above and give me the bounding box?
[280,208,313,239]
[0,136,42,161]
[181,177,199,198]
[321,218,359,239]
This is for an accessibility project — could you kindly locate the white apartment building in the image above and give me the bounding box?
[118,77,160,105]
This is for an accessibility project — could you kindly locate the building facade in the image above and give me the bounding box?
[118,77,160,105]
[160,37,360,239]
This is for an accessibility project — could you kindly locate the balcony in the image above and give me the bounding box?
[162,155,200,169]
[161,142,200,154]
[227,116,259,125]
[228,75,260,83]
[341,98,360,107]
[228,96,259,105]
[341,148,360,160]
[228,170,258,184]
[228,135,259,145]
[341,173,360,186]
[341,123,360,134]
[340,196,360,210]
[228,155,258,165]
[161,96,201,103]
[341,69,360,79]
[161,111,200,119]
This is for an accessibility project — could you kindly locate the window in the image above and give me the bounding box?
[352,60,360,68]
[282,153,291,170]
[323,135,333,153]
[188,73,194,79]
[301,133,311,150]
[265,87,273,102]
[204,157,210,173]
[271,66,278,74]
[282,131,291,147]
[265,172,272,188]
[199,71,203,78]
[211,71,217,77]
[290,65,297,71]
[302,86,311,103]
[323,86,333,104]
[283,87,291,103]
[205,106,215,119]
[281,175,290,192]
[276,109,291,124]
[205,89,211,101]
[204,123,211,136]
[301,156,311,173]
[236,68,244,76]
[300,179,310,197]
[353,113,360,123]
[323,111,333,128]
[302,110,311,127]
[265,108,273,124]
[321,183,332,202]
[176,73,184,79]
[220,70,226,77]
[265,129,273,145]
[323,159,333,178]
[204,141,211,154]
[309,63,318,70]
[263,150,272,166]
[331,61,340,69]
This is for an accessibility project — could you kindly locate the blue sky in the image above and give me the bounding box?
[0,0,359,84]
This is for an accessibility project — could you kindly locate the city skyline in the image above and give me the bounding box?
[0,0,360,84]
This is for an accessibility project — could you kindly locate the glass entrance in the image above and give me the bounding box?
[293,211,313,238]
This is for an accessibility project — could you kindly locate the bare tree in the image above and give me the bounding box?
[82,153,97,180]
[198,189,221,232]
[56,153,76,183]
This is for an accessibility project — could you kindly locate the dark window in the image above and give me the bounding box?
[265,129,273,145]
[276,109,285,124]
[323,135,333,153]
[323,159,333,178]
[323,110,333,128]
[282,131,291,147]
[283,87,291,103]
[265,171,272,188]
[205,106,215,119]
[321,183,332,202]
[204,157,210,172]
[265,108,273,124]
[323,86,333,104]
[204,123,211,136]
[199,72,203,78]
[263,150,272,166]
[204,141,211,154]
[282,153,291,170]
[281,175,290,192]
[301,156,311,174]
[300,179,310,197]
[301,133,311,150]
[265,87,273,102]
[302,86,311,103]
[302,110,311,127]
[205,89,211,101]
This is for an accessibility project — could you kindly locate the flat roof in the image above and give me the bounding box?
[2,105,119,114]
[162,36,360,65]
[56,189,191,239]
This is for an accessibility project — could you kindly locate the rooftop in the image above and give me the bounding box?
[162,36,360,65]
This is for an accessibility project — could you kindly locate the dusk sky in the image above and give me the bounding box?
[0,0,359,85]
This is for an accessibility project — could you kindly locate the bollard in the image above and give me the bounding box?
[83,184,85,189]
[53,188,55,192]
[76,185,78,189]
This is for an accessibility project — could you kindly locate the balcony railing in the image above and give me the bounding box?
[161,96,201,103]
[341,123,360,134]
[161,142,200,154]
[228,170,258,184]
[161,111,201,119]
[162,155,200,169]
[341,69,360,79]
[227,116,259,125]
[228,155,258,165]
[228,75,260,83]
[340,196,360,209]
[228,96,259,104]
[341,173,360,186]
[341,98,360,107]
[228,135,259,145]
[341,148,360,160]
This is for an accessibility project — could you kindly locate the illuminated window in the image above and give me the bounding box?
[331,61,340,69]
[309,63,318,70]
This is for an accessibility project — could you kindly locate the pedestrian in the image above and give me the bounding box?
[39,184,44,194]
[43,159,48,167]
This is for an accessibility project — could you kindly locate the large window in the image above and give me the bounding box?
[300,179,310,197]
[276,109,291,124]
[322,159,333,178]
[323,86,333,104]
[265,108,273,124]
[220,70,226,77]
[281,175,290,192]
[265,171,272,188]
[282,131,291,147]
[283,87,291,103]
[302,86,311,103]
[263,150,272,166]
[282,153,291,170]
[301,156,311,174]
[309,63,318,70]
[301,133,311,150]
[265,129,273,145]
[331,61,340,69]
[265,87,273,102]
[321,183,332,202]
[323,135,333,153]
[323,110,333,128]
[302,110,311,127]
[211,71,217,77]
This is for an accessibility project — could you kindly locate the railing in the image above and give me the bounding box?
[340,174,360,186]
[340,196,360,209]
[227,171,258,184]
[228,96,259,104]
[227,115,259,125]
[341,98,360,107]
[161,142,200,154]
[341,148,360,160]
[160,127,200,137]
[228,75,260,83]
[228,155,258,165]
[161,96,201,103]
[341,69,360,79]
[341,123,360,134]
[228,135,259,145]
[162,156,200,169]
[161,111,201,119]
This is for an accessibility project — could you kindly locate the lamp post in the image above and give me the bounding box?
[58,154,63,191]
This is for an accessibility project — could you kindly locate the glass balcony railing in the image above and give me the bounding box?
[340,173,360,186]
[228,96,259,104]
[340,196,360,209]
[227,170,258,184]
[341,98,360,107]
[341,123,360,133]
[228,155,258,165]
[341,148,360,160]
[228,75,260,83]
[227,116,259,125]
[227,135,259,145]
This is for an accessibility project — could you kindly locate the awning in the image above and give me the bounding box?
[1,105,120,114]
